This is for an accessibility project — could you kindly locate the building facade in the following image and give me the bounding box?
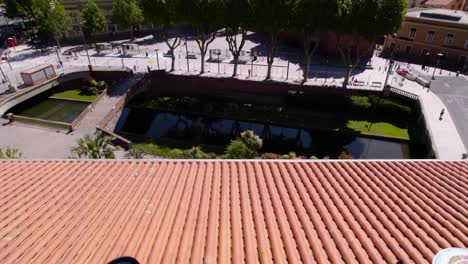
[60,0,115,37]
[384,8,468,70]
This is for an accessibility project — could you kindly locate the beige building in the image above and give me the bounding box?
[60,0,114,37]
[384,8,468,70]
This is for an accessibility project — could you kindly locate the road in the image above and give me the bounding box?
[428,76,468,151]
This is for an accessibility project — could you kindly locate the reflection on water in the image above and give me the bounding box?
[116,108,410,159]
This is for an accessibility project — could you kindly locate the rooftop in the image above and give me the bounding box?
[407,8,468,25]
[0,160,466,263]
[423,0,455,6]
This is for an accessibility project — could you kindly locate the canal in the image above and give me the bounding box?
[10,98,90,123]
[115,107,411,159]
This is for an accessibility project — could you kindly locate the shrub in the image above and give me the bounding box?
[0,147,22,159]
[186,146,212,159]
[80,80,108,96]
[261,152,282,159]
[240,130,263,151]
[125,145,145,159]
[166,148,187,159]
[349,96,372,109]
[71,132,115,159]
[224,139,256,159]
[338,150,354,159]
[96,80,108,91]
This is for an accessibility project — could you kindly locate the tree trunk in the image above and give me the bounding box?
[170,51,175,72]
[195,29,217,75]
[163,31,182,73]
[303,52,311,83]
[265,32,278,81]
[226,28,247,78]
[343,66,352,87]
[200,51,205,74]
[232,55,239,77]
[266,59,273,80]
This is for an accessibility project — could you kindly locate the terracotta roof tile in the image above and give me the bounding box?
[0,160,466,264]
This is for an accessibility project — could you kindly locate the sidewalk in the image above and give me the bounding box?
[390,75,466,159]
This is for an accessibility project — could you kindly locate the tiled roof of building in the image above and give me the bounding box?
[0,160,466,264]
[407,8,468,25]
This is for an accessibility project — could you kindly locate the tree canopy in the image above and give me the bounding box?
[111,0,143,29]
[34,0,71,40]
[82,0,107,38]
[136,0,406,79]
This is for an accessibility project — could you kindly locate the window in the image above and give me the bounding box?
[444,33,454,46]
[409,28,417,39]
[405,45,412,56]
[426,31,435,42]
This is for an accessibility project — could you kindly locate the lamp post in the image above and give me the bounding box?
[185,38,189,72]
[55,47,62,67]
[432,53,443,80]
[80,21,92,70]
[325,56,329,80]
[48,1,61,52]
[155,49,160,70]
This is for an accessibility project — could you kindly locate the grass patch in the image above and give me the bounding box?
[347,120,409,139]
[51,89,97,102]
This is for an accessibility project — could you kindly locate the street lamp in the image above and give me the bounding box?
[432,53,444,80]
[155,49,160,70]
[325,56,329,80]
[80,21,92,70]
[48,1,61,52]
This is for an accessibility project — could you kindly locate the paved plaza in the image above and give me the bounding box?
[0,33,466,159]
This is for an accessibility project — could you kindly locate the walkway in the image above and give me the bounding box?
[0,119,81,158]
[390,63,466,159]
[75,73,143,134]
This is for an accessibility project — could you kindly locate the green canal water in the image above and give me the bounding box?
[9,98,90,124]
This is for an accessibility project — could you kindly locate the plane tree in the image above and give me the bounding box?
[221,0,253,77]
[111,0,143,39]
[291,0,335,83]
[252,0,294,80]
[180,0,222,74]
[82,0,107,44]
[140,0,184,71]
[333,0,406,87]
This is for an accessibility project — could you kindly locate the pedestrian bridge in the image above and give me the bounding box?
[0,66,130,116]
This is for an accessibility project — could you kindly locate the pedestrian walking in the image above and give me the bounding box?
[248,69,251,77]
[133,65,137,71]
[439,108,445,120]
[147,65,151,72]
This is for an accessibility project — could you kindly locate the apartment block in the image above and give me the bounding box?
[384,8,468,70]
